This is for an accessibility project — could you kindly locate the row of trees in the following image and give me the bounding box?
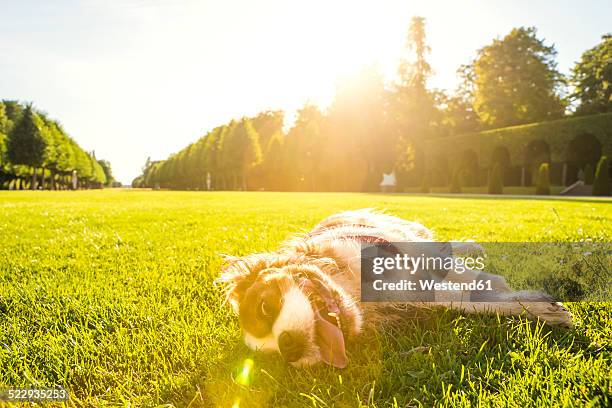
[133,21,612,192]
[0,101,114,189]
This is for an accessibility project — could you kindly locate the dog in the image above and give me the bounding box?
[218,209,573,368]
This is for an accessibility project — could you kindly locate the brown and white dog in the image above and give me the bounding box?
[218,209,572,368]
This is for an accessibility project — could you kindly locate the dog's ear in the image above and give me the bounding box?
[216,253,271,314]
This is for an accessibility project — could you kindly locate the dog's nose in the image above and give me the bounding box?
[278,331,306,362]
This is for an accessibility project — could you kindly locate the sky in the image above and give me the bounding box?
[1,0,610,184]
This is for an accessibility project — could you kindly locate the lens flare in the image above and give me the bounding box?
[232,359,255,408]
[236,358,254,386]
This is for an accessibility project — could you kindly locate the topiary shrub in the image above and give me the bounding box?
[593,156,611,196]
[488,163,504,194]
[584,163,595,185]
[536,163,550,195]
[420,172,430,193]
[449,168,462,194]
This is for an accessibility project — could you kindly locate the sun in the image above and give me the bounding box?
[242,1,407,114]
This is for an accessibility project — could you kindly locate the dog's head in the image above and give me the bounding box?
[218,253,361,368]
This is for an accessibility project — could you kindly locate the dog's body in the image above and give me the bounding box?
[219,210,572,368]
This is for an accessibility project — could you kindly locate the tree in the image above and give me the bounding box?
[0,103,8,179]
[262,134,285,190]
[488,163,504,194]
[0,102,10,135]
[325,67,388,192]
[191,139,208,189]
[570,34,612,115]
[72,143,93,187]
[2,100,23,130]
[0,131,7,186]
[464,27,566,128]
[389,16,440,188]
[250,110,284,152]
[98,159,115,186]
[220,119,262,190]
[38,115,58,189]
[56,134,77,189]
[285,104,325,191]
[420,172,430,193]
[240,119,262,190]
[439,92,480,136]
[7,105,48,189]
[0,101,105,190]
[143,160,161,188]
[44,121,64,189]
[400,16,431,94]
[0,133,10,189]
[0,133,6,168]
[536,163,551,195]
[207,126,227,189]
[89,153,107,187]
[592,156,610,196]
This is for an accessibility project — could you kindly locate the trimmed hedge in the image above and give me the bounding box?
[450,168,462,193]
[488,163,504,194]
[584,163,594,185]
[425,113,612,171]
[593,156,611,196]
[536,163,551,195]
[420,173,430,193]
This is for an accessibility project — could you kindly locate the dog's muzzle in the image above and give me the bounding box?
[278,330,307,362]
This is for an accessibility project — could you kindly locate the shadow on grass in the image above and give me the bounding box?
[363,192,611,205]
[371,305,607,405]
[165,305,607,407]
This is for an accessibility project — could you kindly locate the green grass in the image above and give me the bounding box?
[401,186,566,195]
[0,190,610,407]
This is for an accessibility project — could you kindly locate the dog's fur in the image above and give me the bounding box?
[218,209,573,368]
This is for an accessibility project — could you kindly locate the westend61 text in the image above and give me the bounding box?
[372,279,494,291]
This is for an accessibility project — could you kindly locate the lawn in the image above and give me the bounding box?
[0,190,610,407]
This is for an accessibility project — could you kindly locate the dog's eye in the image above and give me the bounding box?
[260,300,271,317]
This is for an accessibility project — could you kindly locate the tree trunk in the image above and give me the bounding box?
[41,167,46,190]
[50,170,56,190]
[31,167,37,190]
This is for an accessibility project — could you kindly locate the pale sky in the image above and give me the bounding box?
[1,0,610,183]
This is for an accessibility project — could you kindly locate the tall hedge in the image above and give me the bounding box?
[584,163,594,184]
[536,163,551,195]
[488,163,504,194]
[421,172,430,193]
[425,112,612,172]
[450,168,462,193]
[592,156,610,196]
